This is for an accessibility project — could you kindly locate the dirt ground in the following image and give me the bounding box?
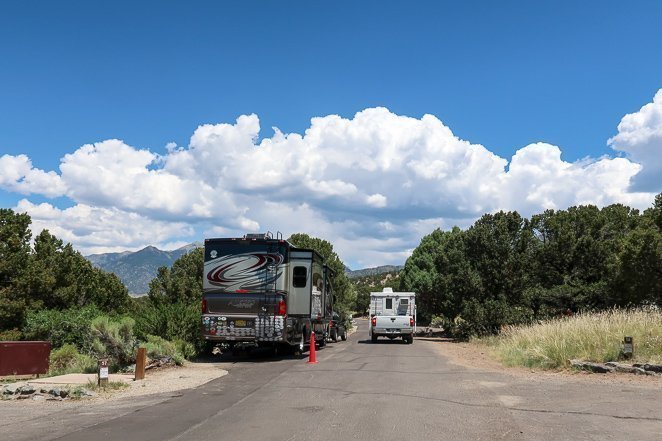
[426,336,662,387]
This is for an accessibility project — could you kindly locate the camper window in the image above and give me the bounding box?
[385,298,393,309]
[293,266,307,287]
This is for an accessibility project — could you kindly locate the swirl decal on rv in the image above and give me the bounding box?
[205,252,283,291]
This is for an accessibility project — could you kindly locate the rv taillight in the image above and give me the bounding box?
[277,299,287,316]
[329,320,333,327]
[371,317,376,327]
[410,317,414,327]
[202,298,207,314]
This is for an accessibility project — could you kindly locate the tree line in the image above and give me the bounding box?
[399,195,662,337]
[0,209,130,339]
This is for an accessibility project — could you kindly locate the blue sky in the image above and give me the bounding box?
[1,1,661,268]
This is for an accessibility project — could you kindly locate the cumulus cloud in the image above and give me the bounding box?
[58,139,248,223]
[499,143,651,213]
[4,91,661,266]
[15,199,193,255]
[0,154,66,197]
[608,90,662,192]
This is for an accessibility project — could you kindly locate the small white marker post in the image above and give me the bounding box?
[98,358,109,387]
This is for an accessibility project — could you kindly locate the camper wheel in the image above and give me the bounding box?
[371,334,378,343]
[340,330,347,341]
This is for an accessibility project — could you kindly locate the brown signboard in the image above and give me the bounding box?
[0,341,51,376]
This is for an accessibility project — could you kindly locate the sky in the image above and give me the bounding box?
[0,1,661,269]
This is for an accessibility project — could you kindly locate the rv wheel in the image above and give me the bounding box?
[340,330,347,341]
[331,329,338,342]
[371,334,378,343]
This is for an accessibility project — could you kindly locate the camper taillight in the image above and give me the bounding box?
[201,298,207,314]
[410,317,414,327]
[277,299,287,316]
[371,317,376,327]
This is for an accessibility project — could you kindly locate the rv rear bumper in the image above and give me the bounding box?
[372,327,414,336]
[201,314,286,342]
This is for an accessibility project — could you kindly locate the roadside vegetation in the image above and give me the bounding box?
[482,308,662,368]
[400,194,662,340]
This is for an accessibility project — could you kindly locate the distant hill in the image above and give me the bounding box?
[86,242,202,295]
[345,265,404,279]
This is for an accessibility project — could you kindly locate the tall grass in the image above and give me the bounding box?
[484,308,662,369]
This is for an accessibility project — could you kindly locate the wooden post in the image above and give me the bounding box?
[135,347,146,380]
[98,358,109,387]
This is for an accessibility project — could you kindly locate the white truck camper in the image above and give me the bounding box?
[369,288,416,344]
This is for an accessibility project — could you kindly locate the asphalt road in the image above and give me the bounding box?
[4,320,661,441]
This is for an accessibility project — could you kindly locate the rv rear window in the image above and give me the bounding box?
[385,298,393,309]
[293,266,307,287]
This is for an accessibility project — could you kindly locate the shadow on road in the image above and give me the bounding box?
[193,343,341,364]
[356,339,409,345]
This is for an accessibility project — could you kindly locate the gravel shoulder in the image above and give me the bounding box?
[100,361,228,400]
[427,336,662,387]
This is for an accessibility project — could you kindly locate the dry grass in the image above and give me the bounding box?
[484,308,662,369]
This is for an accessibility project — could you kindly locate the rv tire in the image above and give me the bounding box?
[340,330,347,341]
[371,334,378,343]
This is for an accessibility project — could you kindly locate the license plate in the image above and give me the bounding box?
[235,320,247,327]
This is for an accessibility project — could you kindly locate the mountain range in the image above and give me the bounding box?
[86,243,403,295]
[86,243,202,295]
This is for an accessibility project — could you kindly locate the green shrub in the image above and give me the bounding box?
[91,316,137,369]
[49,343,97,376]
[429,315,448,329]
[449,298,534,339]
[174,339,196,360]
[142,335,185,365]
[132,301,203,357]
[23,306,101,352]
[0,328,22,341]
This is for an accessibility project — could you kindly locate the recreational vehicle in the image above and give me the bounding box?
[201,233,333,354]
[369,287,416,344]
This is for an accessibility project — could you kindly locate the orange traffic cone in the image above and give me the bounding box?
[307,330,318,364]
